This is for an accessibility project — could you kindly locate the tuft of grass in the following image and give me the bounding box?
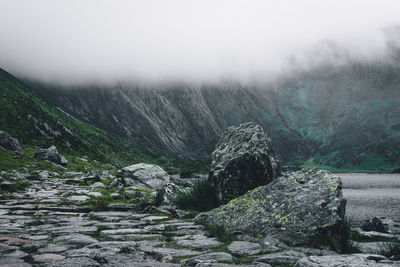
[171,179,220,212]
[204,224,236,244]
[378,242,400,258]
[329,218,361,254]
[153,188,165,206]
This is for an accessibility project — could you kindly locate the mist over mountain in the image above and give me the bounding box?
[27,54,400,172]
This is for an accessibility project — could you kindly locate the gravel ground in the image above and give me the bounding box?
[340,173,400,233]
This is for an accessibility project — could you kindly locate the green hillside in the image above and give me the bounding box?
[0,68,206,173]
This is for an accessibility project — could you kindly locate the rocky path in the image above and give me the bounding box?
[1,173,400,266]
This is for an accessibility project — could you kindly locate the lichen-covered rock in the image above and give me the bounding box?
[195,168,346,246]
[0,130,23,154]
[34,145,68,166]
[209,122,280,202]
[120,163,170,190]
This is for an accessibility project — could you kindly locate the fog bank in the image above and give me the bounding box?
[1,0,400,85]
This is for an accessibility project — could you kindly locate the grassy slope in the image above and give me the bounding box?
[0,68,207,173]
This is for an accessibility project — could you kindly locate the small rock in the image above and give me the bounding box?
[0,258,31,267]
[0,130,23,154]
[228,241,261,256]
[181,252,235,266]
[362,217,389,233]
[90,182,105,188]
[67,195,89,202]
[175,235,223,251]
[53,234,98,247]
[120,163,170,190]
[32,253,65,263]
[254,250,306,265]
[34,145,68,166]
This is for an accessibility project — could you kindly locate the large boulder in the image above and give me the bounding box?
[209,122,280,202]
[34,145,68,166]
[120,163,170,190]
[195,168,346,246]
[0,130,23,154]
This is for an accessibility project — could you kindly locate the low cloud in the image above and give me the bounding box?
[1,0,400,85]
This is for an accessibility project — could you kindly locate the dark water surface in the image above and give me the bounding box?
[340,173,400,232]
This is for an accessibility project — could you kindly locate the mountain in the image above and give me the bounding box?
[25,61,400,173]
[0,68,205,173]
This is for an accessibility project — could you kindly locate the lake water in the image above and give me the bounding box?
[339,173,400,233]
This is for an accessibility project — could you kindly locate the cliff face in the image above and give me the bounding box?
[27,62,400,172]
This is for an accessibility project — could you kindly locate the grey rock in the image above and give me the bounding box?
[67,195,89,202]
[138,241,198,257]
[32,253,65,263]
[0,130,23,154]
[227,241,261,256]
[357,242,398,255]
[294,254,393,266]
[141,215,169,222]
[292,247,338,256]
[181,252,235,266]
[261,236,286,252]
[2,249,29,259]
[38,245,69,254]
[254,250,307,265]
[195,168,346,246]
[45,257,100,267]
[100,228,144,237]
[0,258,31,267]
[353,228,399,242]
[53,234,98,247]
[90,182,105,188]
[208,122,280,202]
[175,235,223,251]
[34,146,68,166]
[120,163,170,190]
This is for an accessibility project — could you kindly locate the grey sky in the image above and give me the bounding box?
[1,0,400,84]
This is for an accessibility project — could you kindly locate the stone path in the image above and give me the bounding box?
[0,173,399,266]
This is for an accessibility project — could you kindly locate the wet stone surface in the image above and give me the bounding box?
[0,171,399,266]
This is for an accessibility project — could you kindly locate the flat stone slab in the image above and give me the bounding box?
[32,253,65,263]
[254,250,306,265]
[228,241,262,256]
[53,234,98,247]
[38,245,69,254]
[42,256,100,267]
[175,235,223,251]
[138,241,199,257]
[67,195,89,202]
[0,258,32,267]
[100,228,145,237]
[181,252,235,266]
[294,254,393,266]
[141,215,169,221]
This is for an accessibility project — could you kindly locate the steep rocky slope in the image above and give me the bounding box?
[0,68,205,173]
[27,62,400,172]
